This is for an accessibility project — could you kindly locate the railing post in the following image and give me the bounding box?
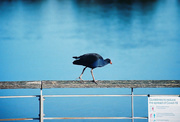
[39,81,44,122]
[131,88,134,122]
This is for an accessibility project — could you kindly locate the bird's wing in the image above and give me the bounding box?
[81,53,103,64]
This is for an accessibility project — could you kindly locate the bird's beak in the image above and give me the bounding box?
[110,61,112,64]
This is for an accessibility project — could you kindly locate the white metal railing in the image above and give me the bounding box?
[0,88,179,122]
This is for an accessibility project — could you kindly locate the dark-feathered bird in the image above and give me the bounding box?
[72,53,112,84]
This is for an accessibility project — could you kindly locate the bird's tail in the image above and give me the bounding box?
[73,56,79,59]
[73,56,82,65]
[73,60,79,65]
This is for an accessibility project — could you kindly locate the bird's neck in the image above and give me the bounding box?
[91,59,109,68]
[103,59,109,66]
[98,59,109,67]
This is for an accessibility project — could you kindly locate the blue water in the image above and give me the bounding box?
[0,0,180,121]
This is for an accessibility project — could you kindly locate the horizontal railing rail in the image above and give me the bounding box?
[0,80,180,89]
[0,80,180,122]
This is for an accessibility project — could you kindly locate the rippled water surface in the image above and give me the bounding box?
[0,0,180,81]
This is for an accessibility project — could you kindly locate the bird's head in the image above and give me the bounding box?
[105,58,112,64]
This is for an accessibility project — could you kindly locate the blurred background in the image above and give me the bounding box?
[0,0,180,80]
[0,0,180,121]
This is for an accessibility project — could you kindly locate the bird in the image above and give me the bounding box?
[72,53,112,84]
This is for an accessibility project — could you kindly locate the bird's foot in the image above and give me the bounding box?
[76,77,85,84]
[92,80,98,85]
[76,76,83,81]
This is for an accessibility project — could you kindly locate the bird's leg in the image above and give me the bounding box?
[90,69,98,84]
[77,67,87,81]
